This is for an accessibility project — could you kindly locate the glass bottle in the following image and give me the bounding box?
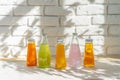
[68,33,82,68]
[26,38,37,66]
[83,37,94,67]
[38,34,51,68]
[55,40,66,69]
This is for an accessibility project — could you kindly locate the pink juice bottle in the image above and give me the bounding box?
[68,33,82,68]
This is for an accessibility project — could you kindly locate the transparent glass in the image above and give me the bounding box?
[55,40,66,69]
[38,34,51,68]
[83,39,94,67]
[68,33,82,68]
[26,38,37,66]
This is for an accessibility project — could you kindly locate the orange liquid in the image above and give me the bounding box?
[27,42,37,66]
[55,43,66,69]
[83,43,94,67]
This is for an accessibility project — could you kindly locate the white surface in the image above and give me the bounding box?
[0,59,120,80]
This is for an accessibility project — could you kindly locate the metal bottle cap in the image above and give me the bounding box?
[85,38,93,42]
[28,38,35,42]
[57,39,64,43]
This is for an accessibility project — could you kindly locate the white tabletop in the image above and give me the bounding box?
[0,58,120,80]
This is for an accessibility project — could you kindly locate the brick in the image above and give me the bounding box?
[28,16,59,27]
[60,0,106,5]
[107,46,120,54]
[44,27,74,37]
[109,25,120,36]
[0,26,11,36]
[0,0,26,5]
[32,26,42,36]
[76,25,108,36]
[92,15,107,25]
[108,0,120,4]
[14,6,43,16]
[60,0,88,5]
[48,37,57,46]
[108,15,120,24]
[43,27,59,37]
[45,6,74,16]
[12,26,32,36]
[28,0,58,6]
[3,36,26,47]
[0,6,12,15]
[93,15,120,25]
[105,36,120,46]
[77,5,106,15]
[37,27,75,37]
[0,16,27,26]
[108,5,120,14]
[94,0,106,4]
[61,16,90,26]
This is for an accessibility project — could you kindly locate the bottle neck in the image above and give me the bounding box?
[71,34,79,44]
[41,34,48,44]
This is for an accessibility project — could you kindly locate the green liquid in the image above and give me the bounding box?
[38,44,51,68]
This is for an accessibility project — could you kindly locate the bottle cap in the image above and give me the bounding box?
[28,38,35,42]
[57,39,64,43]
[85,38,93,42]
[85,36,93,42]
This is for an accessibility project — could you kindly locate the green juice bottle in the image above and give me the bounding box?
[38,33,51,68]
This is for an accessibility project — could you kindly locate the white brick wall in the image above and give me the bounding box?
[108,25,120,35]
[61,16,91,26]
[108,0,120,4]
[13,6,44,16]
[0,0,120,57]
[28,0,58,6]
[77,5,106,15]
[0,0,27,5]
[92,15,107,25]
[108,5,120,14]
[28,16,59,26]
[0,16,27,25]
[45,6,75,16]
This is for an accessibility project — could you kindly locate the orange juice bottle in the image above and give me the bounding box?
[26,38,37,66]
[55,40,66,69]
[83,37,94,67]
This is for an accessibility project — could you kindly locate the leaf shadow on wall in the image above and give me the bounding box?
[0,0,41,57]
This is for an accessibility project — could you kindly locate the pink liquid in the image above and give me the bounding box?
[68,44,81,67]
